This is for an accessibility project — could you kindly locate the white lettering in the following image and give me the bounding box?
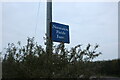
[53,25,68,31]
[57,35,64,39]
[56,30,66,35]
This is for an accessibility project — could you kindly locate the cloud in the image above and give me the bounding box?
[0,3,2,51]
[2,2,118,60]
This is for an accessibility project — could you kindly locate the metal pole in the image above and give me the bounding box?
[46,0,52,54]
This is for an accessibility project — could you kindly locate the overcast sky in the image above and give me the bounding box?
[0,2,118,61]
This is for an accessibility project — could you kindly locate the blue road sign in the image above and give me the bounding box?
[51,22,70,43]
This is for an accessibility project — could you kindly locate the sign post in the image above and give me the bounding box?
[46,0,52,54]
[46,0,70,54]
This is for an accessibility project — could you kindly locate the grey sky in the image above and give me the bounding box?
[0,2,1,74]
[1,2,118,60]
